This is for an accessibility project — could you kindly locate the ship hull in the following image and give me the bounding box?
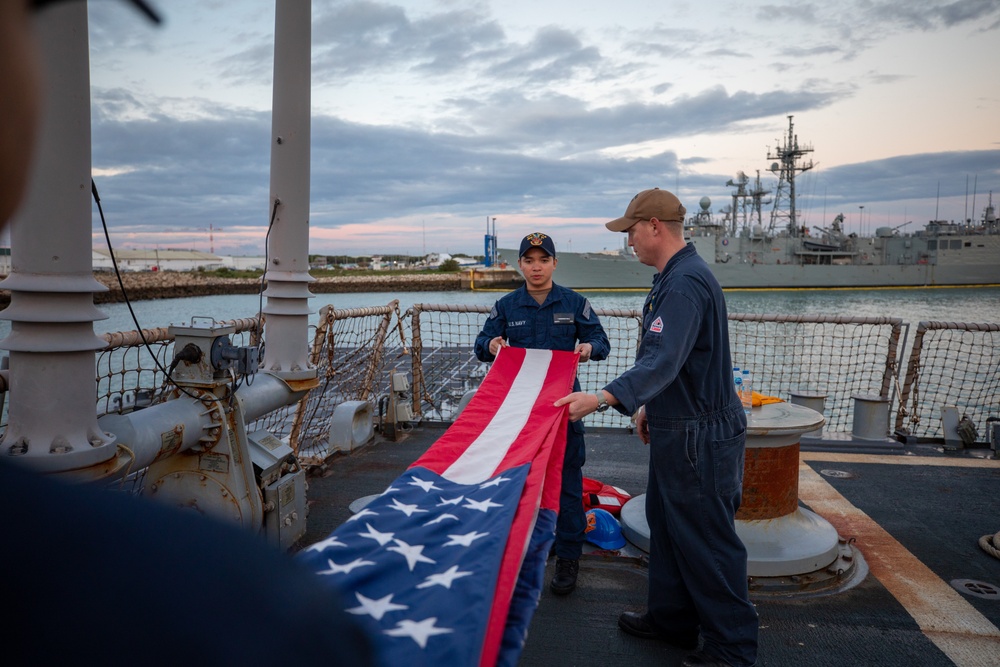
[501,233,1000,290]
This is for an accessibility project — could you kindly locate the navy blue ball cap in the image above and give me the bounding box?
[518,232,556,258]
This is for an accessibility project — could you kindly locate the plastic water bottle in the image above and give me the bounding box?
[740,369,753,416]
[733,368,743,402]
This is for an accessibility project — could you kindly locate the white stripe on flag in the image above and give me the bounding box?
[442,348,553,484]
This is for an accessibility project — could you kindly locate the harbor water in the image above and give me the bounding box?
[46,285,1000,338]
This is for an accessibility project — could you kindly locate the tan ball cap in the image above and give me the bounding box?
[606,188,687,231]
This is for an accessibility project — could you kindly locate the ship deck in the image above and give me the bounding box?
[299,423,1000,667]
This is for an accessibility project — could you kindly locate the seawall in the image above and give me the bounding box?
[0,271,467,307]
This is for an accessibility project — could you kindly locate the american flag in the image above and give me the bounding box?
[298,347,579,666]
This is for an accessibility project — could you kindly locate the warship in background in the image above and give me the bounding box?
[501,117,1000,290]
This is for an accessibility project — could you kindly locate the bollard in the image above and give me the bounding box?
[851,394,890,441]
[621,402,839,577]
[789,390,827,437]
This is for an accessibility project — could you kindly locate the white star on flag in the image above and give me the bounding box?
[389,497,428,517]
[416,565,474,590]
[479,475,511,489]
[443,531,489,547]
[436,495,464,506]
[408,476,442,492]
[423,513,459,526]
[317,557,375,575]
[384,618,454,649]
[346,592,408,621]
[303,535,346,553]
[358,523,394,546]
[345,507,378,523]
[464,497,502,513]
[387,538,436,571]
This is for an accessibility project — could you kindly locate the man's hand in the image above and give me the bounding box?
[574,342,593,362]
[635,405,649,445]
[488,336,508,357]
[554,391,599,422]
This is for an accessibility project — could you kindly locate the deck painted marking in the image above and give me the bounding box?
[802,451,1000,469]
[797,459,1000,667]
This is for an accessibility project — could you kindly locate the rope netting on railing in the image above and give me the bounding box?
[16,303,990,459]
[728,314,905,433]
[896,321,1000,439]
[408,304,643,429]
[248,302,407,463]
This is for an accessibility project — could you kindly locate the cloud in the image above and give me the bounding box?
[91,78,999,250]
[307,1,505,80]
[817,151,1000,204]
[441,85,843,154]
[871,0,1000,31]
[79,1,999,254]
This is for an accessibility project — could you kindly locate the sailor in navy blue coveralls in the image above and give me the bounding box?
[556,190,758,667]
[475,233,610,596]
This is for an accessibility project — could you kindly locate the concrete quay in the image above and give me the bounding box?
[0,270,471,307]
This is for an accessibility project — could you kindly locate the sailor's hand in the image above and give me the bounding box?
[554,391,597,422]
[574,342,593,362]
[489,336,508,357]
[635,406,649,445]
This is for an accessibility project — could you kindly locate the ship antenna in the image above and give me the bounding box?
[935,181,940,221]
[767,115,814,237]
[971,174,978,226]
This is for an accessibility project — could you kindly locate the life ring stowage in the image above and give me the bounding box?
[722,238,729,246]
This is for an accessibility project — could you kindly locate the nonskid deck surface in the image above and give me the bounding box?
[299,425,1000,667]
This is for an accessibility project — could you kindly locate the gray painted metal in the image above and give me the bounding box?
[262,0,317,382]
[503,227,1000,290]
[0,5,116,473]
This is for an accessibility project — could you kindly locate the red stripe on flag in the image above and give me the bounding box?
[492,352,577,510]
[407,346,579,666]
[412,346,533,476]
[476,349,577,666]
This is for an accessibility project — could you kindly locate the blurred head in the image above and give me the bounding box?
[0,0,44,223]
[0,0,161,225]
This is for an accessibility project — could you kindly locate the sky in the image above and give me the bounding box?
[71,0,1000,256]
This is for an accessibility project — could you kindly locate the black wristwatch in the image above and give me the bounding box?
[594,391,610,412]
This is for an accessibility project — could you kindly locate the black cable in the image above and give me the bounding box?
[93,179,209,405]
[247,198,279,386]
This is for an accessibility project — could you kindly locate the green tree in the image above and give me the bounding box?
[439,258,461,272]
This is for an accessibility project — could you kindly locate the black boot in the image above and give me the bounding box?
[550,557,579,595]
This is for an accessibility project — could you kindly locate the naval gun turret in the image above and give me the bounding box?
[875,221,912,238]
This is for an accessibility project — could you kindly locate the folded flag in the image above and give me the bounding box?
[751,390,784,406]
[298,347,578,667]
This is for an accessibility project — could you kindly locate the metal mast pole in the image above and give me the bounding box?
[0,3,117,473]
[261,0,317,383]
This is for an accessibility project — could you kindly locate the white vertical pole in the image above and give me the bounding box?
[0,2,116,472]
[261,0,317,382]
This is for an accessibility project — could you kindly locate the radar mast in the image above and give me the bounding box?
[768,115,814,237]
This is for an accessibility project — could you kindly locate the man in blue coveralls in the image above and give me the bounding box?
[475,232,610,596]
[555,189,758,667]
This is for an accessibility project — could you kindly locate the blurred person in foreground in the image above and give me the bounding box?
[0,2,378,664]
[555,189,758,667]
[475,232,610,595]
